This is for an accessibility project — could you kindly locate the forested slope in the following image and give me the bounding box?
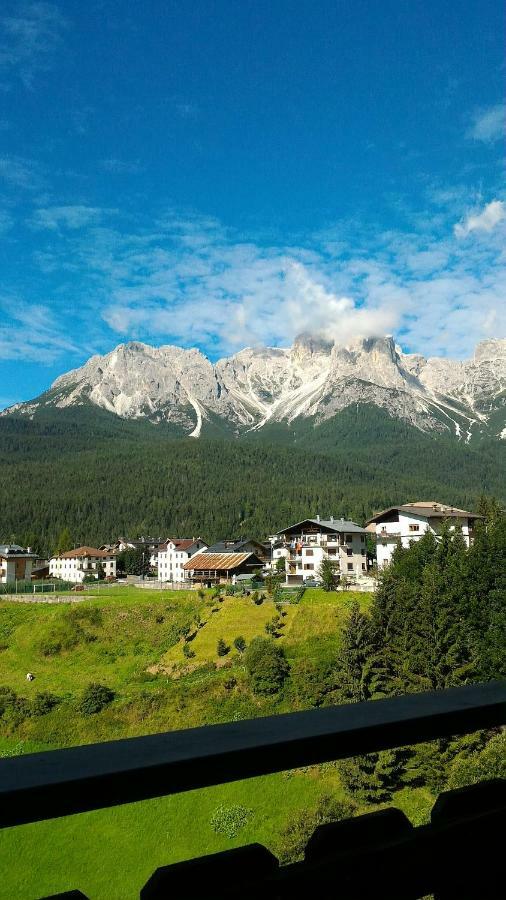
[1,404,504,552]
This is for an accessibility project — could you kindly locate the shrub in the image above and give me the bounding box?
[252,591,263,605]
[217,638,229,657]
[233,636,246,653]
[223,676,237,690]
[183,643,195,659]
[0,686,31,723]
[210,805,253,838]
[31,691,60,716]
[244,637,290,695]
[78,683,115,715]
[277,794,356,864]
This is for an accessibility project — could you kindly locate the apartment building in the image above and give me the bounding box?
[157,538,208,584]
[271,516,368,583]
[366,501,483,568]
[0,544,38,584]
[49,547,116,583]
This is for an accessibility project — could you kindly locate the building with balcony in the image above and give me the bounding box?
[49,547,116,583]
[0,544,38,583]
[157,538,208,584]
[183,551,264,587]
[366,501,483,569]
[271,516,368,584]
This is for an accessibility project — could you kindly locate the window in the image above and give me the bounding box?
[305,549,314,556]
[346,548,353,556]
[361,549,366,556]
[347,563,353,572]
[360,535,365,543]
[346,535,352,543]
[362,563,366,571]
[303,563,314,570]
[328,548,337,556]
[409,524,420,532]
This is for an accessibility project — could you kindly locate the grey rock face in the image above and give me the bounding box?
[5,336,505,441]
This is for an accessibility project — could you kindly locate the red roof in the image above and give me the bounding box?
[57,546,112,559]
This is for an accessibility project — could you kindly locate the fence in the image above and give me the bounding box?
[1,681,505,898]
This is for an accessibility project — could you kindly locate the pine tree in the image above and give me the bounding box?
[55,527,73,555]
[337,602,374,701]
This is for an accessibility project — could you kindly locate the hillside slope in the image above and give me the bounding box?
[0,404,503,551]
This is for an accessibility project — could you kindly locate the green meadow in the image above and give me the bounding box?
[0,586,432,899]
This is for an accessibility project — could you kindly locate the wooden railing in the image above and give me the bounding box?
[1,681,505,899]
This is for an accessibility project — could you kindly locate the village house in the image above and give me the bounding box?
[271,516,368,583]
[204,538,271,564]
[183,551,264,587]
[157,538,208,583]
[0,544,38,584]
[113,537,166,569]
[365,501,483,568]
[49,547,117,583]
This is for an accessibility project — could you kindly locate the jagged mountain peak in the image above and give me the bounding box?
[5,335,505,443]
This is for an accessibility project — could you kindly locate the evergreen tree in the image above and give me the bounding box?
[55,527,73,555]
[337,602,374,701]
[318,557,338,591]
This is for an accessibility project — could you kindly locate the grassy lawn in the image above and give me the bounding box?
[0,769,341,900]
[0,585,396,900]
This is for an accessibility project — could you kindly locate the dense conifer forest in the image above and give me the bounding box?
[1,403,504,552]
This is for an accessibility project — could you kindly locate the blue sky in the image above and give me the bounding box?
[0,0,504,407]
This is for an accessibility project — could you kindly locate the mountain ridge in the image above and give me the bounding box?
[5,335,506,443]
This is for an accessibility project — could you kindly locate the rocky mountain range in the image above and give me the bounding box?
[5,335,506,442]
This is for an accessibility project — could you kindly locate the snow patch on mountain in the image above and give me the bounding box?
[3,336,505,441]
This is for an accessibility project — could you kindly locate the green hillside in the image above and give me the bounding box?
[0,404,504,552]
[0,586,402,900]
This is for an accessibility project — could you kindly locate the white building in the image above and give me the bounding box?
[366,501,483,569]
[271,516,368,583]
[157,538,208,584]
[49,547,116,583]
[0,545,37,583]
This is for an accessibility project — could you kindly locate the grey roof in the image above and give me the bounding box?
[205,538,267,554]
[0,544,37,557]
[275,518,367,535]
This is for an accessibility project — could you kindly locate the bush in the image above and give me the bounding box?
[183,643,195,659]
[233,635,246,653]
[210,805,253,838]
[244,637,290,695]
[252,591,263,605]
[78,683,115,715]
[277,794,356,864]
[31,691,60,716]
[217,638,229,657]
[447,733,506,789]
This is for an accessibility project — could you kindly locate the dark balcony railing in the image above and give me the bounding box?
[1,681,505,899]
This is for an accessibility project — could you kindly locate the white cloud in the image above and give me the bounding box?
[454,200,505,238]
[99,158,143,175]
[0,155,44,189]
[30,205,113,230]
[21,197,505,363]
[0,2,67,89]
[468,103,506,143]
[0,298,79,363]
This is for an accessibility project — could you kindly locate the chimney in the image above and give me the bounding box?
[330,516,334,523]
[316,514,320,522]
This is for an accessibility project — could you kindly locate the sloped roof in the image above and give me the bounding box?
[205,538,266,554]
[57,546,112,559]
[0,544,37,557]
[183,552,255,571]
[365,502,483,526]
[275,518,367,535]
